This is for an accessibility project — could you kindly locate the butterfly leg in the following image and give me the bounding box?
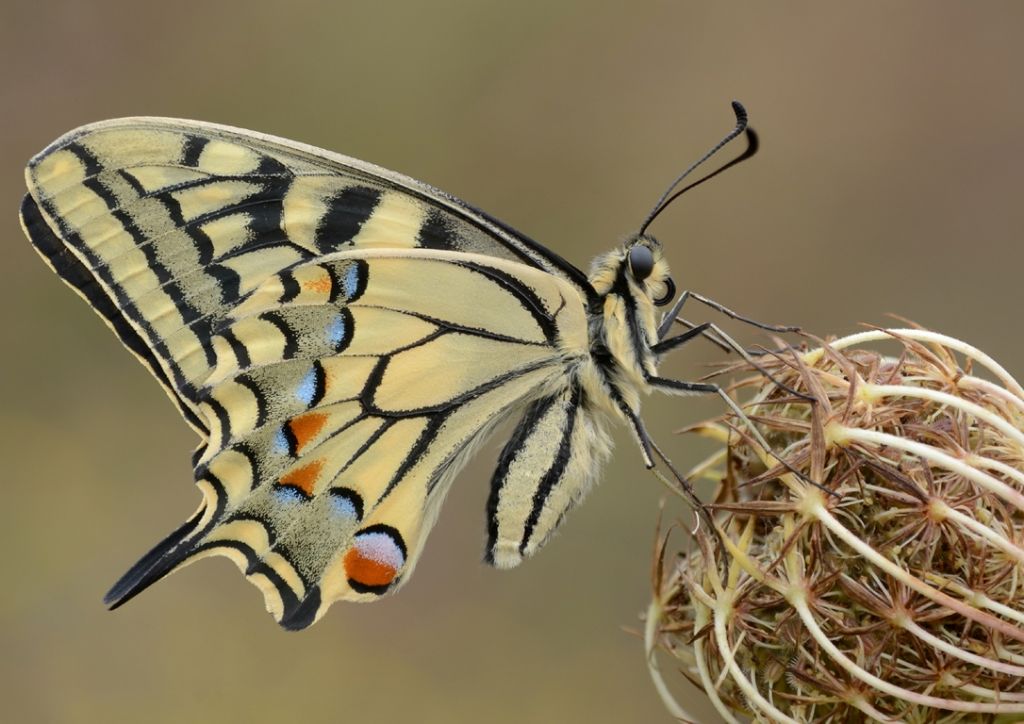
[645,375,779,459]
[654,321,809,401]
[650,322,712,355]
[622,398,716,531]
[685,291,800,334]
[656,290,766,355]
[658,288,799,355]
[647,375,835,499]
[656,290,691,339]
[618,402,656,468]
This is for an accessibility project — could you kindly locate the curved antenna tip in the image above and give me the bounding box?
[730,100,749,126]
[637,101,755,235]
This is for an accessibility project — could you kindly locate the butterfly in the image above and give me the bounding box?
[21,103,758,629]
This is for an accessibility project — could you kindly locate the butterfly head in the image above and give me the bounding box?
[589,234,676,307]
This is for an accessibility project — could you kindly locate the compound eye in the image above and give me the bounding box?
[627,245,655,281]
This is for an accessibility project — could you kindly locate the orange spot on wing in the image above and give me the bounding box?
[287,413,328,455]
[344,549,398,588]
[279,459,323,497]
[303,276,333,294]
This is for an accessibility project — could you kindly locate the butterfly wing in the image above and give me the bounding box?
[21,117,595,436]
[22,119,608,628]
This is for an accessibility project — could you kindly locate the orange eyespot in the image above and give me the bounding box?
[345,526,407,594]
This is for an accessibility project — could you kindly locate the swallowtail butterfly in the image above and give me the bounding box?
[21,103,760,629]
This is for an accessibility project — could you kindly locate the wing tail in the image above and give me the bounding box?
[103,504,209,609]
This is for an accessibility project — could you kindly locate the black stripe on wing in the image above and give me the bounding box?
[416,207,458,250]
[315,185,382,253]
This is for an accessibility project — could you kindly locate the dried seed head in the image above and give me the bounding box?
[649,328,1024,723]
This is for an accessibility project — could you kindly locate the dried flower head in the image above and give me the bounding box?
[648,328,1024,723]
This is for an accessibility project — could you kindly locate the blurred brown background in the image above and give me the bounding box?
[2,2,1022,722]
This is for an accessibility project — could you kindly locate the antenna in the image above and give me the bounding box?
[638,101,754,235]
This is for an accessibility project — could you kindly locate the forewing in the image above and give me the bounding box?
[21,117,594,433]
[104,250,590,629]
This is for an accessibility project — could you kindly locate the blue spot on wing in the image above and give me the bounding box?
[326,314,346,348]
[296,367,318,405]
[342,264,360,299]
[274,486,306,505]
[273,427,290,455]
[328,488,363,520]
[329,495,358,520]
